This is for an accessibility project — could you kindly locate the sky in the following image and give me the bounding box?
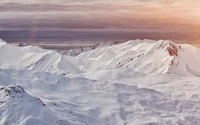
[0,0,200,43]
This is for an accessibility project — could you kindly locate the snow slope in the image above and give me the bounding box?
[0,39,81,74]
[0,85,69,125]
[76,39,200,76]
[1,39,200,125]
[1,39,200,76]
[1,69,200,125]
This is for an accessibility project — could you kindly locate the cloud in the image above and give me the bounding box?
[0,0,200,42]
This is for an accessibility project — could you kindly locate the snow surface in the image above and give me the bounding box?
[1,39,200,125]
[75,40,200,76]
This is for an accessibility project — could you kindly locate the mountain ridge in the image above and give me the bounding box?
[0,39,200,76]
[76,40,200,76]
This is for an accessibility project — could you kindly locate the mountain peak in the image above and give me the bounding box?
[3,86,25,97]
[155,40,180,56]
[0,85,47,107]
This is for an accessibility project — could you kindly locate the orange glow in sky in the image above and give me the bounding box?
[0,0,200,43]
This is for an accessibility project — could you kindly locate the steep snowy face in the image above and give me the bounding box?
[0,85,68,125]
[153,40,179,56]
[156,40,200,76]
[76,40,200,76]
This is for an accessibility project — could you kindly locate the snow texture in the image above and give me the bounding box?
[1,39,200,125]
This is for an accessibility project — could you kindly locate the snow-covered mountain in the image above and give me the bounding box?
[2,39,200,125]
[1,39,200,76]
[58,41,121,56]
[0,39,81,74]
[1,69,200,125]
[75,39,200,76]
[75,40,200,76]
[0,85,68,125]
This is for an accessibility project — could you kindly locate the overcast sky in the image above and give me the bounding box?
[0,0,200,43]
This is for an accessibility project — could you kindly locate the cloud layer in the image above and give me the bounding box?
[0,0,200,42]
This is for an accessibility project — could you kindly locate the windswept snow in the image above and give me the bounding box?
[1,39,200,125]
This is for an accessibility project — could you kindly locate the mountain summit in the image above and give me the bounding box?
[76,40,200,76]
